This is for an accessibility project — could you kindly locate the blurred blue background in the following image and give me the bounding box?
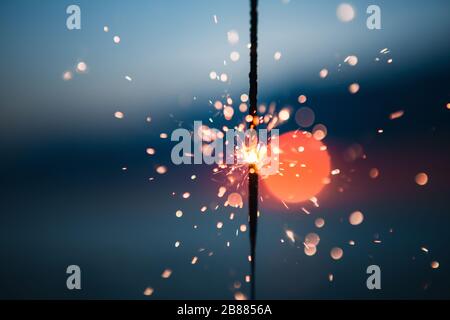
[0,0,449,299]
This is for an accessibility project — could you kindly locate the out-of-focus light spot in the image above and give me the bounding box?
[160,133,168,139]
[278,109,290,121]
[191,256,198,265]
[304,245,317,256]
[369,168,379,179]
[216,221,223,229]
[143,287,154,296]
[214,100,223,110]
[175,241,180,248]
[348,83,360,94]
[344,55,358,66]
[230,51,240,62]
[114,111,124,119]
[113,35,121,44]
[315,217,325,228]
[227,30,239,45]
[125,75,132,82]
[146,148,155,155]
[298,95,307,104]
[305,233,320,246]
[76,62,87,73]
[415,172,428,186]
[319,68,328,78]
[227,193,243,208]
[240,224,247,232]
[337,3,355,22]
[349,211,364,225]
[431,261,440,269]
[156,166,167,174]
[295,107,315,128]
[209,71,217,80]
[103,26,109,32]
[330,247,344,260]
[234,292,247,300]
[175,210,183,218]
[182,192,190,199]
[161,269,172,279]
[390,110,404,120]
[240,94,249,103]
[220,73,228,82]
[312,124,327,141]
[224,106,234,120]
[274,51,282,61]
[62,71,73,81]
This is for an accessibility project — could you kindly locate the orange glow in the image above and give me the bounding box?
[262,131,331,203]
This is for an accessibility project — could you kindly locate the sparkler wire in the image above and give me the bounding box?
[248,0,258,301]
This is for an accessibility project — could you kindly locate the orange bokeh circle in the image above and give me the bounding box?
[262,130,331,203]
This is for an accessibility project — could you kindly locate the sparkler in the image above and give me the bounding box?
[248,0,258,301]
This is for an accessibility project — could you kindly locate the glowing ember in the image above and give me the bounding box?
[349,211,364,226]
[415,172,428,186]
[330,247,344,260]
